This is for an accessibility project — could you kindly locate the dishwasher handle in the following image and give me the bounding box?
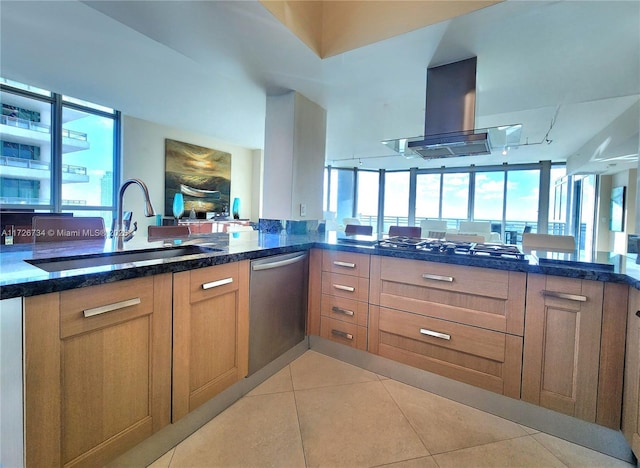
[251,253,307,271]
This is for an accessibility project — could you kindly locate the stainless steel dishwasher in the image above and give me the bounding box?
[248,251,308,375]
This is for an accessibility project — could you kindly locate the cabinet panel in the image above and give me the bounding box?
[522,274,603,422]
[322,250,370,278]
[320,316,367,350]
[321,294,368,328]
[623,287,640,457]
[321,271,369,302]
[25,274,172,468]
[172,261,249,422]
[371,257,525,335]
[369,306,522,398]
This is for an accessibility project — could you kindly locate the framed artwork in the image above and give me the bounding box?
[164,139,231,217]
[610,186,626,232]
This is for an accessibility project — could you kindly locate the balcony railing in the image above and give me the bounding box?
[1,115,88,141]
[0,156,50,171]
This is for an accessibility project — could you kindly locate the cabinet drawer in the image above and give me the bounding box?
[320,316,367,350]
[60,276,155,339]
[371,256,525,335]
[369,306,522,398]
[379,257,510,298]
[322,271,369,302]
[322,251,370,278]
[189,262,239,303]
[321,294,368,327]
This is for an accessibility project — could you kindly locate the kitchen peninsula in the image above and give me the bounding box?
[1,228,640,466]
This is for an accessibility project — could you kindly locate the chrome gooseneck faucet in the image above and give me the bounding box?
[116,178,156,250]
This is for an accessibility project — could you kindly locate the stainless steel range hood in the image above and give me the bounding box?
[383,57,521,160]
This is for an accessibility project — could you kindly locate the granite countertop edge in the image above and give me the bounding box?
[1,234,638,300]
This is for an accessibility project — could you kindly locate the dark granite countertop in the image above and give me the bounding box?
[2,230,639,300]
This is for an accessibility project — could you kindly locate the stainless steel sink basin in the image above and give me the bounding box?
[27,245,221,272]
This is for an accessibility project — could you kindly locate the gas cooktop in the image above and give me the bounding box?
[377,236,526,261]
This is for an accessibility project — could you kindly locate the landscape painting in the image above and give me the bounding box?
[164,139,231,217]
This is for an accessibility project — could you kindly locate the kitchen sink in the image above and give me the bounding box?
[26,245,221,272]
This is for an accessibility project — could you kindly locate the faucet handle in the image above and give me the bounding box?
[123,221,138,242]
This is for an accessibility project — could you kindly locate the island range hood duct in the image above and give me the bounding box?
[406,57,491,159]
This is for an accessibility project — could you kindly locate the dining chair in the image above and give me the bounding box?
[388,225,422,237]
[345,224,373,235]
[522,233,576,253]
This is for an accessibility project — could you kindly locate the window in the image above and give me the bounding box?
[0,78,119,226]
[383,171,410,231]
[356,171,379,227]
[415,173,441,220]
[505,169,540,235]
[441,172,470,225]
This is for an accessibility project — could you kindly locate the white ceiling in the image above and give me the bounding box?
[1,0,638,174]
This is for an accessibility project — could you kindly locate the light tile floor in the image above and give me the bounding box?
[149,351,633,467]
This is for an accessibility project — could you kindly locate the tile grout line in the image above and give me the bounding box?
[290,363,311,468]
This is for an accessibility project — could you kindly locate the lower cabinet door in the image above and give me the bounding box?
[522,274,603,422]
[172,261,249,422]
[24,275,173,468]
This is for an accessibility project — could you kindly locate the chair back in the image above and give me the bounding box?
[345,224,373,235]
[32,216,105,242]
[148,225,190,240]
[522,233,575,253]
[389,226,421,237]
[420,219,447,238]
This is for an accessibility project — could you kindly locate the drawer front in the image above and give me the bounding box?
[380,257,509,298]
[379,307,505,361]
[370,306,522,398]
[372,256,525,335]
[322,271,369,302]
[320,316,367,350]
[189,262,239,304]
[321,294,368,327]
[322,251,370,278]
[60,276,154,339]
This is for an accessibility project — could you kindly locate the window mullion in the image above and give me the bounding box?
[51,94,63,212]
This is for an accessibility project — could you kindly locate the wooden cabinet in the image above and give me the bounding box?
[24,275,172,468]
[308,249,370,350]
[172,261,249,422]
[522,275,627,428]
[623,286,640,457]
[368,256,526,398]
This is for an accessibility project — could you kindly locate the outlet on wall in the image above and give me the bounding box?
[300,203,307,217]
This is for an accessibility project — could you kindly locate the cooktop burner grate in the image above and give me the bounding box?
[377,236,526,261]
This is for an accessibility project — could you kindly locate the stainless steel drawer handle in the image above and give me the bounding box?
[422,273,454,282]
[420,328,451,340]
[333,261,356,268]
[542,290,587,302]
[83,298,141,318]
[331,329,354,340]
[333,284,355,292]
[331,306,355,316]
[202,277,233,290]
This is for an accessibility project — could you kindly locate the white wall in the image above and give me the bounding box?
[121,116,258,232]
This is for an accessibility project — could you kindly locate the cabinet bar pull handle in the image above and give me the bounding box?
[422,273,454,282]
[542,290,587,302]
[83,298,141,318]
[420,328,451,340]
[202,277,233,290]
[333,284,355,292]
[333,261,356,268]
[331,329,353,340]
[331,306,355,316]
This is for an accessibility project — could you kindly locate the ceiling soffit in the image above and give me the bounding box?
[259,0,501,58]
